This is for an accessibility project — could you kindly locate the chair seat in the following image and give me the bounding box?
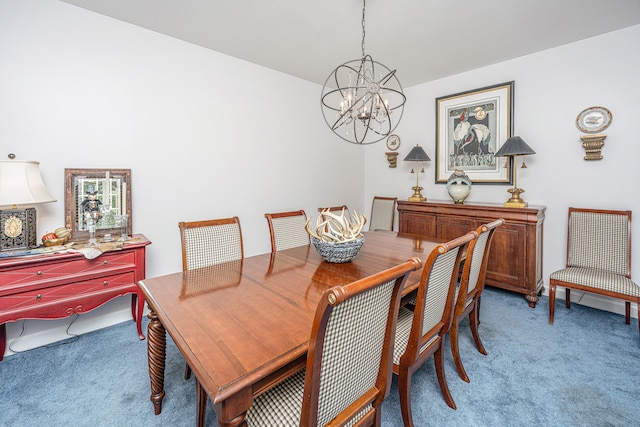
[393,307,439,365]
[246,370,305,426]
[550,267,639,297]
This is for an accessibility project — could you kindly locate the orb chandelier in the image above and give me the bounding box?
[321,0,406,145]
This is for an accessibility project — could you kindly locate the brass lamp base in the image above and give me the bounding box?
[503,187,527,208]
[408,186,426,202]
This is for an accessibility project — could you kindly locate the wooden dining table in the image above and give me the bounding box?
[138,230,444,427]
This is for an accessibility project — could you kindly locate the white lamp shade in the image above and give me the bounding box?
[0,160,56,207]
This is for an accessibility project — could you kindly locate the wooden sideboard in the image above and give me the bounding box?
[0,235,150,360]
[397,200,545,307]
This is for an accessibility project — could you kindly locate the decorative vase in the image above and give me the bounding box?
[446,170,472,204]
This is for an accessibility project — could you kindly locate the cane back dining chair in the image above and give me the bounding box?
[178,217,244,385]
[449,219,503,383]
[392,231,476,426]
[549,208,639,334]
[245,257,422,426]
[369,196,397,231]
[265,210,310,253]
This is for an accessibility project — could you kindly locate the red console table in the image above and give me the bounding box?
[0,234,150,360]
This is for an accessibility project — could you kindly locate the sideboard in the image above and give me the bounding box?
[0,234,150,360]
[397,200,545,307]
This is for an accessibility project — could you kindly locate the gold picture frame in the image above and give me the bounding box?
[435,81,514,184]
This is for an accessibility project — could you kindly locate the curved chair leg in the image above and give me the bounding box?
[185,363,192,380]
[434,346,457,410]
[450,322,470,383]
[397,368,416,427]
[469,304,487,356]
[548,281,556,325]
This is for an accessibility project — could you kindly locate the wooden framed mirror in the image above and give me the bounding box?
[64,168,132,241]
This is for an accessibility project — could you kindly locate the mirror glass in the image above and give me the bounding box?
[64,168,132,241]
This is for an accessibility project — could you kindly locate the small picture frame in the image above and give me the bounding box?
[435,81,514,184]
[386,134,400,151]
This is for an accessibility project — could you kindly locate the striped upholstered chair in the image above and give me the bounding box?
[245,258,422,426]
[549,208,639,334]
[265,210,310,252]
[393,231,476,426]
[178,216,244,421]
[450,219,503,383]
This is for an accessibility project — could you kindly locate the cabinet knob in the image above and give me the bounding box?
[103,281,108,287]
[36,294,42,300]
[36,271,43,276]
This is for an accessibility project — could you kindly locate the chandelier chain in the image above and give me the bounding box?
[361,0,366,58]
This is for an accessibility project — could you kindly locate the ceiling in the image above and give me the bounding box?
[61,0,640,88]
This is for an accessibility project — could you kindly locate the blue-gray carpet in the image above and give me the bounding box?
[1,287,639,426]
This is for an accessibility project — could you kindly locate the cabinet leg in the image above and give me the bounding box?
[0,323,5,362]
[132,293,146,340]
[525,293,539,308]
[147,306,167,415]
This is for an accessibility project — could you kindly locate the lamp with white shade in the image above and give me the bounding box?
[0,155,56,251]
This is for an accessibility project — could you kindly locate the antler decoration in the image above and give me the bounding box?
[305,208,367,242]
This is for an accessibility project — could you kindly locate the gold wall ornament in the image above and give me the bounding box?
[385,152,399,168]
[580,134,606,161]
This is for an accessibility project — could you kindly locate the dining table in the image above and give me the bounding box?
[138,230,445,427]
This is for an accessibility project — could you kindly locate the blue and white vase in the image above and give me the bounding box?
[446,170,472,204]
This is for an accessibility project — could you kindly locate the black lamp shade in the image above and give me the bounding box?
[494,136,536,157]
[403,145,431,162]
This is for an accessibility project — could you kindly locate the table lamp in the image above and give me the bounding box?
[403,144,431,202]
[0,155,56,251]
[494,136,535,208]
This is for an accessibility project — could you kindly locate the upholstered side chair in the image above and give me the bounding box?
[178,217,244,423]
[393,231,476,426]
[265,210,310,252]
[245,257,422,426]
[369,196,397,231]
[450,219,503,383]
[317,204,348,214]
[549,208,639,334]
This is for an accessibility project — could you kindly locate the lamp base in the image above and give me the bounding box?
[0,207,38,251]
[408,186,426,202]
[503,187,528,208]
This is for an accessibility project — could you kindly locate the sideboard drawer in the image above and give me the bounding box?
[0,250,136,296]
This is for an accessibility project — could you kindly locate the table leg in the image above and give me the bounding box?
[213,388,253,427]
[147,305,166,415]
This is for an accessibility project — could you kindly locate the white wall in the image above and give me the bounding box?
[365,24,640,316]
[0,0,365,355]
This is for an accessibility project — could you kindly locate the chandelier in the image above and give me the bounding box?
[321,0,406,145]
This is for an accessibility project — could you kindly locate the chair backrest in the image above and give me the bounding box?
[264,210,310,252]
[458,219,504,302]
[566,208,632,277]
[400,232,475,360]
[300,258,422,426]
[369,196,397,231]
[178,217,243,271]
[318,205,348,214]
